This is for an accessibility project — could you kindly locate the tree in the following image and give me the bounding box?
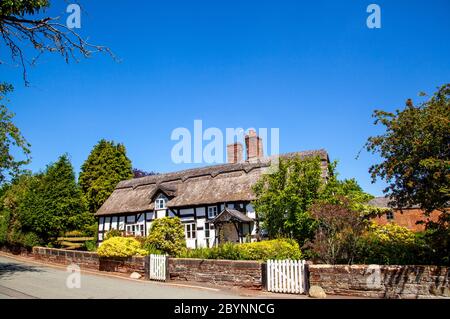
[308,199,367,264]
[0,173,41,248]
[144,217,186,256]
[365,84,450,215]
[0,1,114,84]
[19,154,91,242]
[79,140,133,214]
[252,156,324,244]
[0,83,31,183]
[132,168,158,179]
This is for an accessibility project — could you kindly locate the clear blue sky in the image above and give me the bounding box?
[2,0,449,196]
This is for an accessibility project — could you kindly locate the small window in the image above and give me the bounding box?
[156,198,166,210]
[208,206,218,219]
[185,223,196,239]
[126,224,145,237]
[205,223,214,238]
[386,211,395,221]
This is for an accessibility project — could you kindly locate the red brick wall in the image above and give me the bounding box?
[32,247,146,275]
[372,209,441,232]
[169,258,263,289]
[309,264,449,299]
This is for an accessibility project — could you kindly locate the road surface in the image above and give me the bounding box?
[0,255,252,299]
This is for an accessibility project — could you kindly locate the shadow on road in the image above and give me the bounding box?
[0,262,43,279]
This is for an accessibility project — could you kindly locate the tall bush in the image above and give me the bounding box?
[144,217,186,256]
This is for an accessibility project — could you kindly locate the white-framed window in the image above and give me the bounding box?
[386,211,395,221]
[156,197,166,210]
[205,222,214,238]
[208,206,218,219]
[185,223,196,239]
[126,224,145,237]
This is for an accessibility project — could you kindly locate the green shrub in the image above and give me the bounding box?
[97,237,147,258]
[179,239,302,261]
[0,211,10,245]
[144,217,185,256]
[84,240,97,252]
[239,239,302,260]
[21,232,42,248]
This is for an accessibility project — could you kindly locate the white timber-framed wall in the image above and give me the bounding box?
[97,201,258,249]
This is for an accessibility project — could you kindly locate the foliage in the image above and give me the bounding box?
[420,219,450,266]
[0,83,31,183]
[0,1,114,85]
[239,239,302,260]
[79,140,133,214]
[365,84,450,216]
[84,240,97,252]
[105,229,123,240]
[19,155,92,242]
[132,168,158,178]
[144,217,186,256]
[0,0,49,16]
[179,239,302,261]
[97,237,147,258]
[307,200,367,264]
[252,156,324,244]
[357,223,428,265]
[0,155,93,246]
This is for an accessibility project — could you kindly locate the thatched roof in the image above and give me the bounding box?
[95,149,329,217]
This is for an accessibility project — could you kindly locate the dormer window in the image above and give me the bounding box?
[155,196,167,210]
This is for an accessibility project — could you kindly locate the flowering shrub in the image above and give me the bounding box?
[357,223,427,265]
[97,237,147,258]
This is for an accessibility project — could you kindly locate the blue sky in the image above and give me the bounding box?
[2,0,449,196]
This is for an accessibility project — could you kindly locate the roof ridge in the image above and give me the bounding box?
[116,149,328,189]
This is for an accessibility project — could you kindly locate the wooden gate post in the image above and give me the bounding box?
[165,256,170,282]
[144,255,151,280]
[261,262,267,291]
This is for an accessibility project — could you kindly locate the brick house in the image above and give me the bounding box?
[95,130,330,248]
[369,197,442,232]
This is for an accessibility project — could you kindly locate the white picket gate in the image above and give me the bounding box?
[149,254,167,281]
[267,260,307,294]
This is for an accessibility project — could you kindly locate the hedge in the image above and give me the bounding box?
[178,239,302,260]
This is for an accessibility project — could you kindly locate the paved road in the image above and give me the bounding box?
[0,255,250,299]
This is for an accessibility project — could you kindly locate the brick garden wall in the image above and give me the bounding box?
[32,247,146,275]
[309,264,449,299]
[168,258,264,289]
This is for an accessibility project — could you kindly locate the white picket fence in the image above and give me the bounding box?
[267,260,307,294]
[149,254,167,281]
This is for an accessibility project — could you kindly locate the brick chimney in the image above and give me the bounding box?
[245,129,264,162]
[227,142,243,164]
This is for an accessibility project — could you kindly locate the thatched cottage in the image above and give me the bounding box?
[95,130,329,248]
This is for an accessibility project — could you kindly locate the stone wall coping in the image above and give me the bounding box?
[33,246,98,256]
[170,258,263,265]
[309,264,449,270]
